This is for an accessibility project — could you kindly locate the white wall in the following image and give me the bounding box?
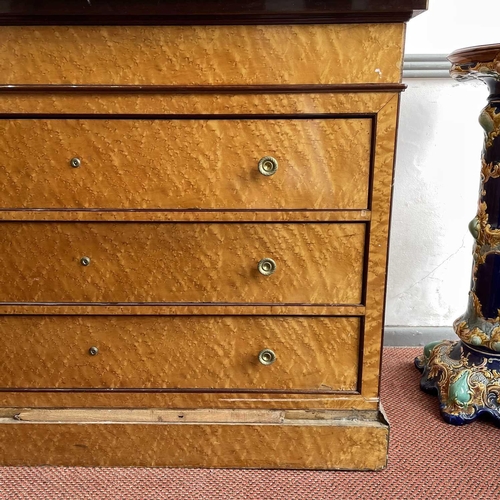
[385,0,496,332]
[405,0,500,54]
[386,78,485,328]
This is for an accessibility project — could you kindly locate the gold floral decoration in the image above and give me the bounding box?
[481,158,500,185]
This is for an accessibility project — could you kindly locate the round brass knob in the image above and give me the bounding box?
[80,256,91,266]
[258,258,276,276]
[70,157,81,168]
[88,346,99,356]
[258,156,278,176]
[258,349,276,366]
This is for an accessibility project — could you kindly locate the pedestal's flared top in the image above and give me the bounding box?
[449,44,500,81]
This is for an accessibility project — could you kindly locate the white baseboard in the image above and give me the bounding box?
[402,54,451,78]
[383,326,455,347]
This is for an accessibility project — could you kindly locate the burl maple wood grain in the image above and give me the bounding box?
[0,222,366,304]
[0,24,404,85]
[0,304,365,316]
[0,316,360,391]
[0,118,372,210]
[361,95,400,399]
[0,91,396,115]
[0,210,371,223]
[0,392,379,411]
[0,10,412,469]
[0,418,389,469]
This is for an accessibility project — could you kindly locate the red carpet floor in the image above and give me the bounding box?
[0,347,498,499]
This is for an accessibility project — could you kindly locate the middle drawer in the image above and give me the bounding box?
[0,222,365,304]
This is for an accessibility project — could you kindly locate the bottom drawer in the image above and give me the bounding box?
[0,316,360,392]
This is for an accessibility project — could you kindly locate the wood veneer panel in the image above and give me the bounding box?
[0,210,371,223]
[2,408,379,423]
[0,304,365,316]
[0,316,360,391]
[0,222,365,304]
[0,92,396,115]
[0,417,389,469]
[0,392,378,411]
[0,117,371,210]
[0,25,404,85]
[360,95,400,398]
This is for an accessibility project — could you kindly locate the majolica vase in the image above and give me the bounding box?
[416,44,500,425]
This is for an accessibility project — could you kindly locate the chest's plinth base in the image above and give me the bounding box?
[0,409,389,470]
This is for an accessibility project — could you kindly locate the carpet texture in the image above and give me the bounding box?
[0,347,498,499]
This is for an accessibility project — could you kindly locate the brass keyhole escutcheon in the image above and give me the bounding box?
[258,258,276,276]
[258,349,276,366]
[258,156,278,176]
[70,157,81,168]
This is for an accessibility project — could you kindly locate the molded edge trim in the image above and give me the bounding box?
[0,84,407,94]
[0,0,428,26]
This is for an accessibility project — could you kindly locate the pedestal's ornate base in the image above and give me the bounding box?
[415,340,500,425]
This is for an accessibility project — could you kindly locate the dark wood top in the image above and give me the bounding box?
[0,0,428,25]
[448,44,500,65]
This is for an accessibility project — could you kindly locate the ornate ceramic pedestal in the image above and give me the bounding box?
[416,44,500,425]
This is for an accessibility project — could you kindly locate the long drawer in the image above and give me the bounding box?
[0,118,371,210]
[0,25,405,85]
[0,316,360,391]
[0,222,365,304]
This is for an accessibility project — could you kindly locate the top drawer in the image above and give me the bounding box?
[0,25,404,85]
[0,117,372,210]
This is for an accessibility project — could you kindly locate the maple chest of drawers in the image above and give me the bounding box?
[0,1,427,470]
